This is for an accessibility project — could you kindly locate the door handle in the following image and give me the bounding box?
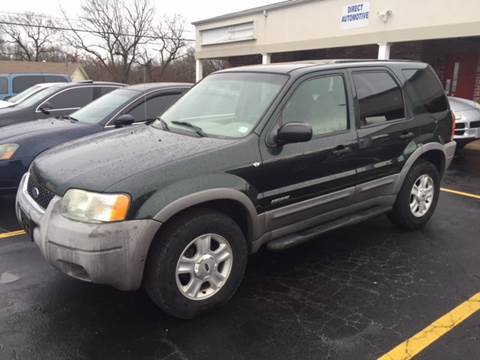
[399,131,415,140]
[332,145,352,156]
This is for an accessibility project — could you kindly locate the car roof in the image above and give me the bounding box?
[217,59,428,75]
[125,82,193,92]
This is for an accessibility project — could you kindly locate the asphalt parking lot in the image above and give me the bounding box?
[1,143,479,360]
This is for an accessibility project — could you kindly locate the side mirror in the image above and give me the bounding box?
[275,122,313,145]
[39,102,53,114]
[114,114,135,127]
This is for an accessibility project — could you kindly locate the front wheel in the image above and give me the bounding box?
[389,160,440,230]
[144,209,248,319]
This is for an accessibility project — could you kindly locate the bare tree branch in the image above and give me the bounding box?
[62,0,154,83]
[0,12,58,61]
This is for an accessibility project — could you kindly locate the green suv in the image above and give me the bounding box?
[16,60,456,318]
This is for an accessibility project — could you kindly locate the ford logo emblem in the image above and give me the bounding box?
[31,187,40,199]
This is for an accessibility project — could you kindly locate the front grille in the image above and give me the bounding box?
[455,130,465,136]
[27,175,55,209]
[470,120,480,129]
[456,123,465,129]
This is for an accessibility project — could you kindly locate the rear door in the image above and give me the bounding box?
[349,68,416,184]
[257,70,359,226]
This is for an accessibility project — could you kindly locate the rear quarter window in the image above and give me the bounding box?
[13,75,45,93]
[44,75,69,83]
[402,68,448,114]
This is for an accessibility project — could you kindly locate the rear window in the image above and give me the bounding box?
[93,86,118,99]
[0,77,7,94]
[12,75,45,93]
[352,71,405,126]
[402,68,448,114]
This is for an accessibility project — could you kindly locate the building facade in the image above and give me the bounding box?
[193,0,480,101]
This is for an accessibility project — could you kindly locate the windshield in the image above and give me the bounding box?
[18,86,61,107]
[161,72,287,138]
[8,84,48,103]
[71,88,140,124]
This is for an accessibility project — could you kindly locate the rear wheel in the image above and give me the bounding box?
[144,209,248,319]
[389,160,440,230]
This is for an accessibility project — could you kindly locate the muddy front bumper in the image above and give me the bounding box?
[15,173,162,291]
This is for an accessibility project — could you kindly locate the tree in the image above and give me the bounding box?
[62,0,154,83]
[0,12,59,61]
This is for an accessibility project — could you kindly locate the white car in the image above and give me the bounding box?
[449,96,480,148]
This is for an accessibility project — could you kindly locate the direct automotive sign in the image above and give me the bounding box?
[341,2,370,29]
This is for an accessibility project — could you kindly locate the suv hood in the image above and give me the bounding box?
[31,125,230,195]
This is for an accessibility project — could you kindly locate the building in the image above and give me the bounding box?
[193,0,480,101]
[0,60,89,81]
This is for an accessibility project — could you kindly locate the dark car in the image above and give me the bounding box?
[0,81,124,128]
[16,60,456,319]
[0,83,191,192]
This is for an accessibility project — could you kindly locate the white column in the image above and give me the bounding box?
[377,43,391,60]
[262,53,271,64]
[195,59,203,82]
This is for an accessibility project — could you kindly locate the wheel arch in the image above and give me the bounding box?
[153,188,261,249]
[394,142,448,193]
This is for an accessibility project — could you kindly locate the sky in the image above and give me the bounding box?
[0,0,278,38]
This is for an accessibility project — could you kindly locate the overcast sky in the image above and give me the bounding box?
[0,0,278,37]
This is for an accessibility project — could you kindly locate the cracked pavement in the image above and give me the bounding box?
[0,147,479,360]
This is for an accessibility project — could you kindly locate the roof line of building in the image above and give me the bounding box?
[192,0,316,26]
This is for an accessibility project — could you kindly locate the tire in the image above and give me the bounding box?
[144,208,248,319]
[389,160,440,230]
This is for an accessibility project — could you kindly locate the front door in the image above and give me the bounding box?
[445,53,478,99]
[257,71,359,228]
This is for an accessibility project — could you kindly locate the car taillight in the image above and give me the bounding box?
[451,111,456,141]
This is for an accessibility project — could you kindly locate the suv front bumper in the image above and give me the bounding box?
[15,173,162,291]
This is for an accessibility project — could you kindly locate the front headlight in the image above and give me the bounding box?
[474,102,480,111]
[453,112,463,121]
[61,189,131,223]
[0,144,19,160]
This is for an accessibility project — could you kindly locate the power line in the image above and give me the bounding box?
[0,10,195,33]
[0,20,196,42]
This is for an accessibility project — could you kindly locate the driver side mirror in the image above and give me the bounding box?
[114,114,135,128]
[274,123,313,146]
[38,102,53,115]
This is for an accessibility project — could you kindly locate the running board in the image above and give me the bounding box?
[266,205,392,251]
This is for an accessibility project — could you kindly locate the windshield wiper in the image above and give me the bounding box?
[58,115,78,121]
[171,121,207,137]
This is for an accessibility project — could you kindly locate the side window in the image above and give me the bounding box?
[47,87,93,110]
[352,71,405,126]
[93,86,118,99]
[282,75,348,136]
[402,68,448,114]
[128,93,182,122]
[12,75,44,93]
[44,75,69,83]
[0,77,8,94]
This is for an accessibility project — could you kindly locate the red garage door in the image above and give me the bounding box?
[445,53,478,99]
